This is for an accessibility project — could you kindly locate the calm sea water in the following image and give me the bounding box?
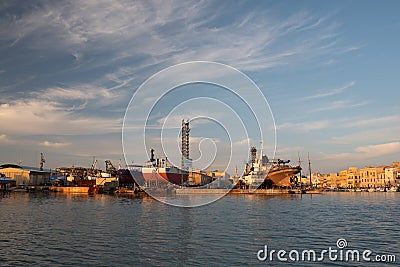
[0,192,398,266]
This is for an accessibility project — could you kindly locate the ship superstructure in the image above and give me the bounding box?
[242,146,301,188]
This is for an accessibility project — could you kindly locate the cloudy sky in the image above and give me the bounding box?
[0,0,399,174]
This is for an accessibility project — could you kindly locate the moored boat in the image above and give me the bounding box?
[242,146,301,188]
[141,149,188,186]
[389,186,398,192]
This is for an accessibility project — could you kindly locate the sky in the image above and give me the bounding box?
[0,0,399,174]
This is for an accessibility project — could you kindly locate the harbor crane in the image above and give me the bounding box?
[40,153,46,171]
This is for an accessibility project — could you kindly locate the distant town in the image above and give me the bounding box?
[1,158,399,193]
[301,162,400,191]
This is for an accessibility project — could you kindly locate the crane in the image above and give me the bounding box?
[40,153,46,171]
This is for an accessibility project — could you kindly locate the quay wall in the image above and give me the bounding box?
[50,186,91,193]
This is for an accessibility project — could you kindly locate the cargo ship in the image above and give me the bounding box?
[141,149,188,186]
[242,146,301,188]
[117,165,145,186]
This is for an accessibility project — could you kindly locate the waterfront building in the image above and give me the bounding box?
[346,167,360,189]
[318,174,329,188]
[302,172,321,187]
[389,162,400,186]
[313,162,399,189]
[359,166,385,188]
[321,172,342,189]
[337,170,348,188]
[0,164,51,186]
[360,167,375,188]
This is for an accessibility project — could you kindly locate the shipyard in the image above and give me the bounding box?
[1,2,400,266]
[1,120,399,195]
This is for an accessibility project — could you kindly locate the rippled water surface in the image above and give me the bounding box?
[0,192,398,266]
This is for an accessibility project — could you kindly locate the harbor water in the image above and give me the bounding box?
[0,192,398,266]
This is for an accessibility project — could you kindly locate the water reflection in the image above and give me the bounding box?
[0,192,398,266]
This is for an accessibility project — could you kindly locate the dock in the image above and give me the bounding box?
[175,188,228,194]
[175,188,323,194]
[49,186,99,194]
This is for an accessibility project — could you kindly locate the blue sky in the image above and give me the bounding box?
[0,0,399,174]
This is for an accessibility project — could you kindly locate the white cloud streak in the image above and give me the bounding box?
[276,120,331,132]
[302,81,355,100]
[40,141,70,147]
[0,134,11,144]
[278,114,400,134]
[0,94,122,136]
[322,141,400,161]
[329,127,400,145]
[342,115,400,128]
[0,0,348,71]
[311,100,368,112]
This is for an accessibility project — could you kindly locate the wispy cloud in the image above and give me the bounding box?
[40,141,70,148]
[0,1,374,172]
[275,146,303,156]
[29,84,122,112]
[0,1,349,72]
[324,59,335,65]
[277,114,400,135]
[302,81,355,100]
[0,98,122,136]
[0,134,12,144]
[276,120,332,132]
[342,115,400,128]
[329,126,400,145]
[355,142,400,155]
[321,141,400,161]
[311,100,368,112]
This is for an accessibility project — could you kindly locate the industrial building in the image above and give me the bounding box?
[0,164,51,186]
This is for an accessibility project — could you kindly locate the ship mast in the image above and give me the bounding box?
[298,152,302,188]
[308,153,312,188]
